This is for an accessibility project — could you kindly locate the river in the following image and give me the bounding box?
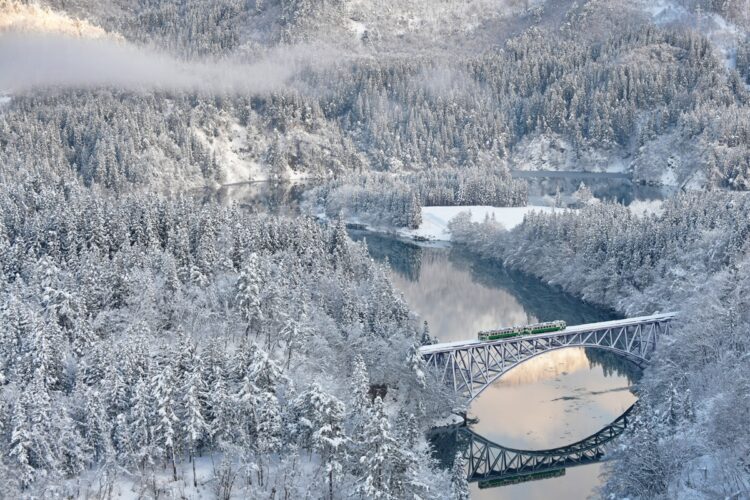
[213,179,647,498]
[349,231,641,500]
[513,170,671,207]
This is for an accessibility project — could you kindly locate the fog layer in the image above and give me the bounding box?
[0,33,335,93]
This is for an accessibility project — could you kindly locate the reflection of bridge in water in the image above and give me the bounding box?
[463,404,636,488]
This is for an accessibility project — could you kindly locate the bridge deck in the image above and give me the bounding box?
[419,312,677,355]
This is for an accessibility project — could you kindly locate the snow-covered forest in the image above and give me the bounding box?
[2,0,750,497]
[3,0,750,190]
[0,179,459,497]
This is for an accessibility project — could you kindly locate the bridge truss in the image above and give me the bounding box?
[420,313,676,401]
[463,404,635,485]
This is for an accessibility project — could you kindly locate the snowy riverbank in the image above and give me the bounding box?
[398,205,557,242]
[341,205,558,242]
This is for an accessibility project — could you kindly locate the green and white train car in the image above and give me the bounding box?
[478,320,567,341]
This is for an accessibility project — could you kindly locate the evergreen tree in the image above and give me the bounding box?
[182,358,207,487]
[9,402,34,490]
[292,384,347,498]
[236,254,265,337]
[253,390,282,487]
[130,378,156,471]
[420,320,434,346]
[350,354,370,424]
[450,452,470,500]
[152,360,179,481]
[356,397,397,499]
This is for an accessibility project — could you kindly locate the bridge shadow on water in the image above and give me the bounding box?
[429,404,636,490]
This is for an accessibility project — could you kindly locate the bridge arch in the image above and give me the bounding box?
[467,344,646,402]
[461,404,636,486]
[420,313,675,402]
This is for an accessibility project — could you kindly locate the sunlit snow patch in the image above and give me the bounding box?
[0,0,118,40]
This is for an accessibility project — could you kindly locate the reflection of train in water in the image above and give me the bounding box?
[478,320,567,341]
[478,468,565,489]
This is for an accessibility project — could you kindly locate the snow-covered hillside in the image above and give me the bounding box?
[3,0,747,191]
[0,0,118,39]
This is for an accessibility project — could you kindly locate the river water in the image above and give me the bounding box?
[516,170,671,207]
[349,231,641,500]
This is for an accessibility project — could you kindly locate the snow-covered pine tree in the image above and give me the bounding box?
[450,452,470,500]
[9,401,35,490]
[151,359,180,481]
[181,355,207,487]
[292,383,347,499]
[57,408,90,479]
[405,344,426,390]
[130,377,156,472]
[420,320,434,346]
[253,389,282,487]
[202,341,233,449]
[349,354,370,426]
[236,253,265,338]
[355,396,396,499]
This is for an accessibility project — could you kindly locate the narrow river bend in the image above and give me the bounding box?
[205,179,646,499]
[349,230,640,500]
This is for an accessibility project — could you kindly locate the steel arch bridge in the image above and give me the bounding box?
[463,404,636,487]
[420,313,676,402]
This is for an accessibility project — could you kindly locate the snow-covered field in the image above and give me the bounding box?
[398,205,557,242]
[57,453,328,500]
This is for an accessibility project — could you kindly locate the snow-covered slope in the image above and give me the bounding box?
[0,0,118,39]
[340,0,547,42]
[642,0,746,72]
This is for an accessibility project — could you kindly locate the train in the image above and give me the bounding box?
[478,320,567,341]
